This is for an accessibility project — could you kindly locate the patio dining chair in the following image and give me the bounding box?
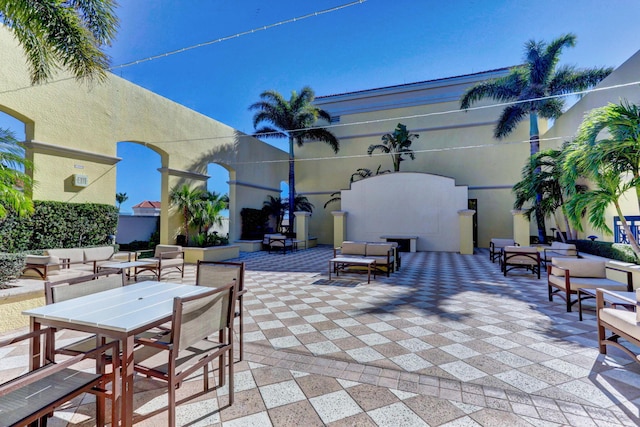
[196,260,246,361]
[45,271,126,358]
[133,283,236,427]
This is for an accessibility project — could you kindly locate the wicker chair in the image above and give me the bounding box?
[133,283,236,427]
[196,260,246,361]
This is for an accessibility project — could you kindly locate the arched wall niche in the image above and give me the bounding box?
[341,172,468,252]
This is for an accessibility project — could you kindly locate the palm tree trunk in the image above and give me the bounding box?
[288,136,295,235]
[183,207,189,244]
[393,154,400,172]
[530,112,547,244]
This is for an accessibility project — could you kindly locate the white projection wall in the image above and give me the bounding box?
[341,173,469,252]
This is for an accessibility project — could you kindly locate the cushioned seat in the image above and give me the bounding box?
[134,245,185,280]
[547,258,632,312]
[502,246,541,279]
[489,238,515,263]
[542,242,578,264]
[597,289,640,364]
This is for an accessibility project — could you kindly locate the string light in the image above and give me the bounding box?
[0,0,633,169]
[110,1,367,71]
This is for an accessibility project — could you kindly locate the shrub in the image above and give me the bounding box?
[0,253,27,288]
[573,240,639,263]
[240,208,269,240]
[0,201,118,252]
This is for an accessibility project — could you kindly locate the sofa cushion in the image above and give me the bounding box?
[154,245,183,258]
[544,242,578,259]
[548,275,628,291]
[25,255,60,265]
[552,258,606,278]
[341,242,367,256]
[601,307,640,336]
[83,246,115,262]
[47,248,84,263]
[366,243,392,257]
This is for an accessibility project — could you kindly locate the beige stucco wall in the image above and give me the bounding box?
[541,49,640,242]
[302,70,540,248]
[0,27,287,244]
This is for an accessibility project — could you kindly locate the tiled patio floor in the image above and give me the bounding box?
[3,246,640,426]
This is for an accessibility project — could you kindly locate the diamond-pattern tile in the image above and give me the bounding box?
[3,246,639,426]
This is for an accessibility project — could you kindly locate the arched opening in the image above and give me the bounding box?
[0,113,26,141]
[206,162,230,241]
[115,142,161,245]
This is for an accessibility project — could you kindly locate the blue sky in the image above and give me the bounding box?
[7,0,640,214]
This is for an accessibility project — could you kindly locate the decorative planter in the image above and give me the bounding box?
[182,245,240,263]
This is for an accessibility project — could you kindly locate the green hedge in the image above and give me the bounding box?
[0,252,27,288]
[573,240,639,264]
[0,201,118,252]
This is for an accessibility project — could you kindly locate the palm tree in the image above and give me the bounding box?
[250,87,339,222]
[513,145,583,241]
[263,195,287,233]
[563,101,640,257]
[0,0,118,84]
[169,184,205,245]
[293,194,314,213]
[460,33,612,243]
[0,129,33,218]
[367,123,418,172]
[565,169,640,257]
[115,192,128,211]
[192,191,228,234]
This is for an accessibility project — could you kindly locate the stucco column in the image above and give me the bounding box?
[332,211,347,248]
[458,209,476,255]
[294,211,310,248]
[511,210,530,246]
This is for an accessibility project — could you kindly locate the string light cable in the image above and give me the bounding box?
[110,0,367,71]
[137,79,640,147]
[0,0,367,95]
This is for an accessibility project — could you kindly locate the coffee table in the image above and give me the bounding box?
[98,260,155,278]
[578,288,636,321]
[329,257,376,284]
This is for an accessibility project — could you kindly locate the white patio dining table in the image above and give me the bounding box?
[23,280,212,427]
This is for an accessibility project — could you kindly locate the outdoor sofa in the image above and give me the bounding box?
[23,245,131,279]
[333,241,396,277]
[547,257,632,312]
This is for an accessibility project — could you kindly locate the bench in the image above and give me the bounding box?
[0,328,119,426]
[334,241,395,277]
